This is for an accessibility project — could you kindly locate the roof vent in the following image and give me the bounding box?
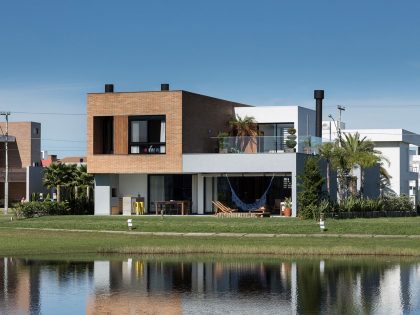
[161,83,169,91]
[105,84,114,93]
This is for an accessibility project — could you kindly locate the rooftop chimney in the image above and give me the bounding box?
[105,84,114,93]
[161,83,170,91]
[314,90,324,138]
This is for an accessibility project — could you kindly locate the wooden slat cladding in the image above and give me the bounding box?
[114,115,128,154]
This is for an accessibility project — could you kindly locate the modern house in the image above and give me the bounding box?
[88,84,326,216]
[0,121,45,203]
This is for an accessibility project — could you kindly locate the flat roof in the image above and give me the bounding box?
[342,129,420,146]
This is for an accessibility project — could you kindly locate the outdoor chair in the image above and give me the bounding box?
[274,199,282,215]
[212,201,238,214]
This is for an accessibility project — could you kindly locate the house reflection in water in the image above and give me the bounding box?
[88,258,297,314]
[0,257,419,314]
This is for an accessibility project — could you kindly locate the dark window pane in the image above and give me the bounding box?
[148,120,161,143]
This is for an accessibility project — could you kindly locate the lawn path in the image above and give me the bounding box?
[4,226,420,239]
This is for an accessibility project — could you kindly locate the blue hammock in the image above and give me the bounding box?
[226,176,275,211]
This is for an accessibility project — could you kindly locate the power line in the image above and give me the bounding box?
[10,111,86,116]
[0,137,86,142]
[324,105,420,108]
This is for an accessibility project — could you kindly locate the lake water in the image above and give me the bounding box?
[0,256,419,314]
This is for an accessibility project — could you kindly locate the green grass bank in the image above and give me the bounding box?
[1,229,420,257]
[1,215,419,235]
[0,216,420,257]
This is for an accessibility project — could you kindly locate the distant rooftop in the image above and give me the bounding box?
[342,129,420,146]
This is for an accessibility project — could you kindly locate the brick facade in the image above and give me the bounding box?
[87,90,252,174]
[0,121,41,202]
[87,91,183,174]
[0,121,41,168]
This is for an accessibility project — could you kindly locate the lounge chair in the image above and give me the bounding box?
[212,201,238,214]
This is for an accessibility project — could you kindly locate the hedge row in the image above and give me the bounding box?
[14,198,94,219]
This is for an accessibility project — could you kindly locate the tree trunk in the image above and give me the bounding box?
[56,185,61,203]
[87,186,90,200]
[326,162,330,196]
[75,186,78,199]
[360,167,365,198]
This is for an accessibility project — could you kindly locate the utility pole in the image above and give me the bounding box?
[337,105,346,145]
[1,112,10,215]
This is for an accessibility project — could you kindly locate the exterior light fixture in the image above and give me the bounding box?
[320,213,326,231]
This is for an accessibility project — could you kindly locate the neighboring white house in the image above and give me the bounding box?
[323,122,420,204]
[409,147,420,204]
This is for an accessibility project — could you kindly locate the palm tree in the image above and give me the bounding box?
[341,133,388,198]
[66,164,79,198]
[379,162,393,197]
[318,141,335,197]
[75,165,94,199]
[43,163,71,203]
[229,115,258,152]
[229,115,258,137]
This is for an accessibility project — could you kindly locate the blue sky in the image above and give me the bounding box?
[1,0,420,157]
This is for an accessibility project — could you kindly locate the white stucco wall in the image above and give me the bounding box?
[183,153,298,173]
[375,143,401,195]
[94,174,118,215]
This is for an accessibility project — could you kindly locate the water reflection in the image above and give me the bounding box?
[0,257,419,314]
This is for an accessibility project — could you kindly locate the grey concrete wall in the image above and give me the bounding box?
[26,166,48,200]
[118,174,148,211]
[363,165,380,198]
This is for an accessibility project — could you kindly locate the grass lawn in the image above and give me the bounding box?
[1,229,420,257]
[1,215,419,257]
[0,215,419,235]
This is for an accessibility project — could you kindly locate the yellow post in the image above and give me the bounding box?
[135,202,144,215]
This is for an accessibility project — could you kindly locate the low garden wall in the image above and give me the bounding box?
[327,210,417,219]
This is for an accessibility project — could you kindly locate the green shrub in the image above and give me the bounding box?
[67,197,94,215]
[336,195,413,213]
[340,197,362,213]
[286,128,297,150]
[14,201,70,219]
[297,156,324,220]
[382,195,413,212]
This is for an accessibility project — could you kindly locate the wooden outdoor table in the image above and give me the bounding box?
[154,200,190,215]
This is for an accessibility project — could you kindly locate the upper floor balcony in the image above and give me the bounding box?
[214,136,323,155]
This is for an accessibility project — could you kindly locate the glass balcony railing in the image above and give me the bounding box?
[214,136,323,154]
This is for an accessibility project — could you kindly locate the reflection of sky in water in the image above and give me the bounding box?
[39,266,95,315]
[0,258,419,314]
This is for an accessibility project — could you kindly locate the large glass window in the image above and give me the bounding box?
[129,116,166,154]
[258,123,294,152]
[148,175,192,211]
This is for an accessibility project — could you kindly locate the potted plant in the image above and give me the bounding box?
[283,197,292,216]
[285,128,297,152]
[217,132,229,153]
